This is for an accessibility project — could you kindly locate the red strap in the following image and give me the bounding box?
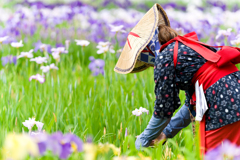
[160,39,176,51]
[146,46,155,57]
[160,32,223,52]
[174,37,221,63]
[160,31,200,52]
[159,32,240,65]
[200,115,206,156]
[160,32,221,65]
[173,41,178,68]
[127,32,140,49]
[142,47,155,57]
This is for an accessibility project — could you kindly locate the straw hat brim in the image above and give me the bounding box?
[114,4,170,74]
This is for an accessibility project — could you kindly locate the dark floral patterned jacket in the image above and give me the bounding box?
[154,42,240,131]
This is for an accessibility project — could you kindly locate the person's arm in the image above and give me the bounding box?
[162,104,192,138]
[135,42,182,149]
[135,115,170,149]
[135,104,192,149]
[151,91,196,143]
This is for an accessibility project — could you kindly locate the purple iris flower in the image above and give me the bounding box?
[69,1,84,8]
[88,56,105,76]
[232,5,240,12]
[48,132,83,159]
[125,128,128,137]
[197,6,205,11]
[205,147,222,160]
[86,136,93,143]
[34,132,83,159]
[46,132,62,156]
[56,43,64,48]
[1,55,17,66]
[162,2,177,9]
[102,0,112,7]
[205,140,240,160]
[22,0,84,10]
[1,36,17,45]
[34,41,52,53]
[113,0,132,9]
[31,133,49,155]
[161,2,186,11]
[206,0,226,11]
[38,141,47,155]
[136,4,150,11]
[30,25,37,36]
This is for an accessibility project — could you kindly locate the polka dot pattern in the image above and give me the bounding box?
[154,41,240,131]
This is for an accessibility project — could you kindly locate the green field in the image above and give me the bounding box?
[1,0,240,159]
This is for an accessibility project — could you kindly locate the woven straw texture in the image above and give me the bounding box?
[114,4,170,74]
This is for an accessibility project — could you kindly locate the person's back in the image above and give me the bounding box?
[155,39,240,131]
[153,26,240,153]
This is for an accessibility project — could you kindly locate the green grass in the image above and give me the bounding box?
[1,0,230,158]
[0,31,202,159]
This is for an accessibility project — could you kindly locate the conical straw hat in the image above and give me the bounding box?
[114,4,170,74]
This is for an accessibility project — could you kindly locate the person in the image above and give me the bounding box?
[114,3,240,155]
[114,3,195,150]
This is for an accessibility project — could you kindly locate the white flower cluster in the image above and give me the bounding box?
[132,107,149,116]
[22,117,44,134]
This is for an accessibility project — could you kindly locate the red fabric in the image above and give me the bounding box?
[174,37,220,63]
[217,46,240,67]
[192,61,239,156]
[160,31,199,51]
[127,32,140,49]
[173,41,178,69]
[160,32,221,63]
[191,62,239,101]
[146,46,155,57]
[200,115,206,156]
[160,32,240,66]
[165,32,240,156]
[205,120,240,153]
[142,47,155,57]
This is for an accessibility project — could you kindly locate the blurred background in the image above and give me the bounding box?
[0,0,240,159]
[1,0,240,48]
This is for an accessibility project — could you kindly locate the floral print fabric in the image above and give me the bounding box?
[154,41,240,131]
[205,72,240,130]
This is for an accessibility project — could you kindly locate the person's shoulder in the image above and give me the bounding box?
[161,41,176,52]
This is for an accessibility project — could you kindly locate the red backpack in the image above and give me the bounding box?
[160,32,240,154]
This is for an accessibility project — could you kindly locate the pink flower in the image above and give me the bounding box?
[30,56,47,64]
[40,63,58,73]
[75,40,90,47]
[35,121,44,132]
[132,108,142,116]
[139,107,149,115]
[52,52,60,62]
[109,24,126,33]
[29,74,45,83]
[17,49,34,59]
[132,107,149,116]
[216,28,232,40]
[51,47,68,54]
[0,36,8,43]
[22,118,36,130]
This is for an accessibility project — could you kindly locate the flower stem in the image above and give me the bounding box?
[139,116,142,132]
[81,46,85,66]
